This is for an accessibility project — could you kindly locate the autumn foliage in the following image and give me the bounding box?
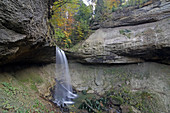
[50,0,153,48]
[50,0,78,48]
[50,0,92,48]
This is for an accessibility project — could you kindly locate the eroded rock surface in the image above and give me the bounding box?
[0,0,55,65]
[67,0,170,64]
[92,0,170,29]
[0,62,169,112]
[68,18,170,64]
[68,61,170,113]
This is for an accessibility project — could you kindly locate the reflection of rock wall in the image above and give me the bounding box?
[68,61,170,112]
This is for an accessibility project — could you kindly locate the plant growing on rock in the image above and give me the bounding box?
[119,29,132,38]
[78,86,159,113]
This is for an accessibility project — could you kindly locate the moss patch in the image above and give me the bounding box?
[0,65,59,113]
[119,29,132,38]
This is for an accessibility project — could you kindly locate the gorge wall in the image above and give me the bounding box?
[0,1,57,111]
[68,61,170,113]
[1,62,169,112]
[0,0,170,112]
[67,0,170,64]
[0,0,55,65]
[64,2,170,112]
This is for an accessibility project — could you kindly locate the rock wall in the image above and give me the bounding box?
[0,0,55,65]
[67,1,170,64]
[68,61,170,113]
[0,62,169,112]
[92,0,170,29]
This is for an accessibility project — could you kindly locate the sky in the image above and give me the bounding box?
[82,0,96,12]
[83,0,129,5]
[82,0,92,6]
[82,0,88,5]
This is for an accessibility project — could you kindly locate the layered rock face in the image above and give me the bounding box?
[92,0,170,29]
[68,61,170,113]
[67,1,170,64]
[0,0,55,65]
[1,62,169,112]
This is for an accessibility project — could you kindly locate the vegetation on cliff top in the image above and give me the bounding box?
[94,0,155,22]
[50,0,155,48]
[50,0,92,48]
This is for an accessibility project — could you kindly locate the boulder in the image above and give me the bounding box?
[0,0,55,65]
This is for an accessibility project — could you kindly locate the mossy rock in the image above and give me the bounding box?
[120,105,133,113]
[82,90,87,95]
[110,95,124,105]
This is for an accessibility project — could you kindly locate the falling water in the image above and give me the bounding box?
[53,47,77,106]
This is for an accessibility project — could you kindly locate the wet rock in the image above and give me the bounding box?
[68,61,170,112]
[0,62,169,112]
[37,78,56,100]
[110,95,124,105]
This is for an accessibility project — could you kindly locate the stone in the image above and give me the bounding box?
[91,1,170,29]
[67,18,170,64]
[37,78,56,100]
[109,108,117,113]
[131,106,141,113]
[120,105,132,113]
[0,62,169,112]
[110,95,124,105]
[69,1,170,64]
[68,61,170,112]
[87,90,94,94]
[0,0,55,65]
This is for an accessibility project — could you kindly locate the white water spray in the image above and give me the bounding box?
[53,47,77,106]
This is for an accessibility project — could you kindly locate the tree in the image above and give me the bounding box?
[105,0,122,12]
[50,0,79,48]
[50,0,93,48]
[124,0,151,7]
[95,0,106,21]
[72,1,92,44]
[74,1,92,24]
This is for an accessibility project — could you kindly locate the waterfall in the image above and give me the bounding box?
[53,47,77,106]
